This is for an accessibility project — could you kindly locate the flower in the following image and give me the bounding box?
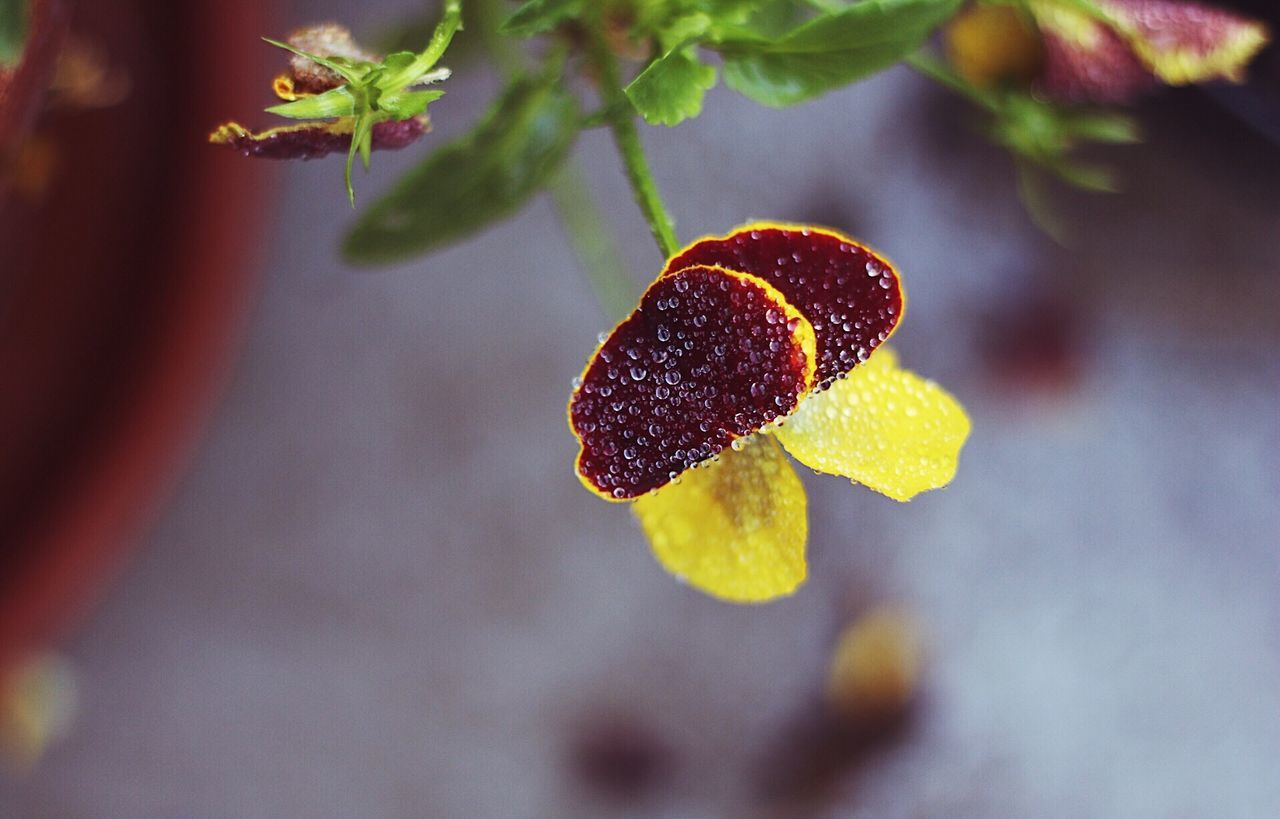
[944,1,1269,105]
[208,24,434,161]
[1031,0,1269,104]
[568,224,970,603]
[209,0,461,204]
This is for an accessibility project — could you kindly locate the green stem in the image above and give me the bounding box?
[549,164,637,320]
[474,0,637,320]
[904,50,999,111]
[587,25,679,259]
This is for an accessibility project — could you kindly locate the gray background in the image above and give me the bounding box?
[3,0,1280,815]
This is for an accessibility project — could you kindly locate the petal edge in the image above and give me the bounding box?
[634,435,808,603]
[774,347,970,502]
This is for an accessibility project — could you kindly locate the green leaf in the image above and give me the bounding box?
[1014,160,1072,246]
[658,12,712,51]
[265,86,360,119]
[381,88,446,118]
[1060,111,1141,144]
[0,0,25,67]
[986,90,1138,194]
[711,0,811,39]
[500,0,582,36]
[262,37,370,84]
[382,51,418,75]
[343,74,581,264]
[625,46,718,127]
[716,0,963,107]
[1046,158,1118,193]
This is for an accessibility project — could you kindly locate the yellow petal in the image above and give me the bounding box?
[633,435,807,603]
[774,347,970,502]
[1030,1,1108,50]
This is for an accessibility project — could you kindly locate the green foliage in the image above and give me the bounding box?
[990,92,1140,192]
[235,0,1166,255]
[500,0,583,36]
[343,71,580,265]
[621,0,961,121]
[264,0,461,205]
[0,0,25,67]
[906,49,1139,194]
[708,0,810,39]
[625,45,717,126]
[714,0,963,107]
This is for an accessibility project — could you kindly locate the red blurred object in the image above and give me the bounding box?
[0,0,274,674]
[979,293,1084,396]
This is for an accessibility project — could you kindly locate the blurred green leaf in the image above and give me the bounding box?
[343,73,581,264]
[716,0,962,107]
[1060,111,1141,144]
[988,91,1137,193]
[626,46,717,126]
[714,0,812,39]
[1014,160,1072,245]
[1046,158,1117,192]
[657,12,712,50]
[0,0,26,66]
[500,0,583,36]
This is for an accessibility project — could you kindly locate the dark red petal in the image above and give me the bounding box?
[369,118,431,149]
[662,224,902,387]
[208,116,429,160]
[570,265,816,500]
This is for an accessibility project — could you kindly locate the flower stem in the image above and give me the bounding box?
[588,26,679,259]
[904,50,999,111]
[549,164,637,320]
[472,0,637,319]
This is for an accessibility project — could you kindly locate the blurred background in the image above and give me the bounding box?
[1,0,1279,815]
